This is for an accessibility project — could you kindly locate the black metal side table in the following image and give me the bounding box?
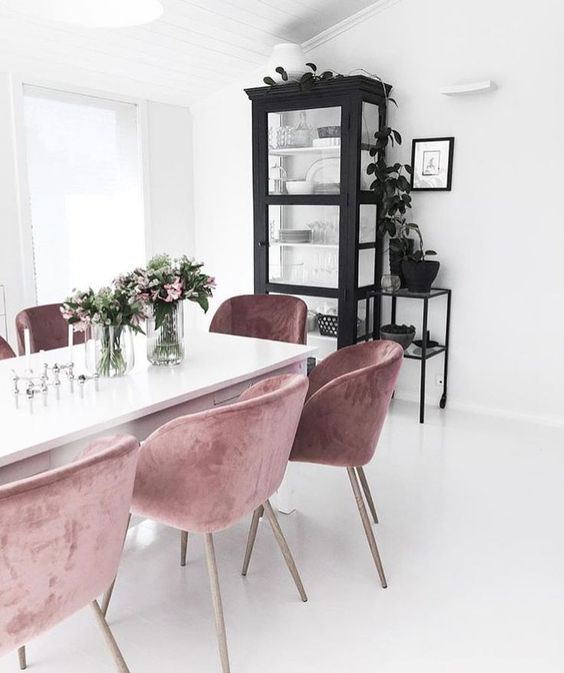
[371,287,452,424]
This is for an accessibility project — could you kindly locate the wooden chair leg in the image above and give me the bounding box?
[180,530,189,567]
[241,505,263,576]
[204,534,231,673]
[356,466,379,524]
[17,646,26,670]
[91,600,131,673]
[101,513,131,617]
[263,500,308,602]
[346,467,387,588]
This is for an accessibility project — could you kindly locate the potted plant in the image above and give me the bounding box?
[366,90,440,290]
[401,224,439,293]
[61,284,146,377]
[123,254,215,366]
[380,323,416,350]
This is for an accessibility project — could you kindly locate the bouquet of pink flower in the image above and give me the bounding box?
[120,254,215,330]
[61,285,146,333]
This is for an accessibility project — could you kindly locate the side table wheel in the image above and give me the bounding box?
[439,394,447,409]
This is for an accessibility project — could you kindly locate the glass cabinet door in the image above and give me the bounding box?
[268,106,342,195]
[268,205,339,288]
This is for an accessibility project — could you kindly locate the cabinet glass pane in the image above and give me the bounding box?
[359,204,377,244]
[358,248,376,287]
[360,102,379,191]
[268,107,341,195]
[268,205,339,287]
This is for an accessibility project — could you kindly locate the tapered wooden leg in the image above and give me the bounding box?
[180,530,189,567]
[204,534,230,673]
[17,646,26,670]
[90,601,131,673]
[102,513,131,617]
[347,467,387,588]
[356,466,379,524]
[263,500,308,602]
[241,506,263,576]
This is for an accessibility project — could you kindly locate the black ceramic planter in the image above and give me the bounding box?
[401,260,440,293]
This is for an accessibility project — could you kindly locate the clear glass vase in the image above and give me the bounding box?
[85,325,135,377]
[146,301,185,366]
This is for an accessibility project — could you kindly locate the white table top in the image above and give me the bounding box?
[0,332,315,468]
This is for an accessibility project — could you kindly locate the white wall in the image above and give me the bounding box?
[191,0,564,425]
[0,76,194,347]
[145,101,194,257]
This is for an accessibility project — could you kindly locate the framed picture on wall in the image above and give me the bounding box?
[411,137,454,191]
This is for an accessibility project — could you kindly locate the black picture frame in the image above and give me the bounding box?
[410,137,454,191]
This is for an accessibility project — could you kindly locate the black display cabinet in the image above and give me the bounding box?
[245,75,391,351]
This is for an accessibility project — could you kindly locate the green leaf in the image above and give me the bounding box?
[275,66,288,81]
[426,250,438,256]
[320,71,334,79]
[305,62,318,72]
[387,97,398,108]
[397,175,410,191]
[392,130,402,145]
[263,76,276,86]
[366,163,376,175]
[404,164,413,175]
[369,147,378,156]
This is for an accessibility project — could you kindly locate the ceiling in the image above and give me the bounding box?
[0,0,382,106]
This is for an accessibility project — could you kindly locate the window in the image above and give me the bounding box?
[22,86,145,303]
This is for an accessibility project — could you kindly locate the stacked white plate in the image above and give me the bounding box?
[279,228,312,243]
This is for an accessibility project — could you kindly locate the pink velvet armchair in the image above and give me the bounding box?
[0,335,15,359]
[243,341,404,588]
[0,434,139,671]
[102,374,309,673]
[209,294,308,344]
[16,303,85,355]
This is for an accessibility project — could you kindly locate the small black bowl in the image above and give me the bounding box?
[380,324,416,350]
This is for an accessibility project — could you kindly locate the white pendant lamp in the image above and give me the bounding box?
[267,43,308,82]
[0,0,164,27]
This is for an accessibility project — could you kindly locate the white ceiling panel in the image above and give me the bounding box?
[0,0,384,106]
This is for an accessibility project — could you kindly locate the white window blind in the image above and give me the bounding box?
[22,86,146,303]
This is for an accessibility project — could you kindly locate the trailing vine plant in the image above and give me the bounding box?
[263,62,343,92]
[366,93,436,261]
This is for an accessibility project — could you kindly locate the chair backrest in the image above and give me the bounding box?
[0,336,15,360]
[209,294,308,345]
[16,304,85,355]
[131,374,309,534]
[290,341,404,468]
[0,435,139,656]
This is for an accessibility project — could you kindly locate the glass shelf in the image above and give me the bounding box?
[269,146,340,157]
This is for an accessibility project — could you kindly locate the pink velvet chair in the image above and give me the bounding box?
[0,435,139,672]
[103,374,309,673]
[243,341,404,588]
[0,335,15,359]
[209,294,308,344]
[16,303,85,355]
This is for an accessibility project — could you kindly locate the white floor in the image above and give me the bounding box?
[3,400,564,673]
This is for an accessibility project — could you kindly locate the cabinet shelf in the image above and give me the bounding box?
[269,146,340,157]
[271,242,338,249]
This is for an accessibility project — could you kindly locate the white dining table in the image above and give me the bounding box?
[0,331,316,512]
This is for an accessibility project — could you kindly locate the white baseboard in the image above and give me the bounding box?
[393,390,564,429]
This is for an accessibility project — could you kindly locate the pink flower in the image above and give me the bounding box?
[206,276,217,289]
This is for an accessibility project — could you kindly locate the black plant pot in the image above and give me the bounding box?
[401,260,440,293]
[389,239,414,288]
